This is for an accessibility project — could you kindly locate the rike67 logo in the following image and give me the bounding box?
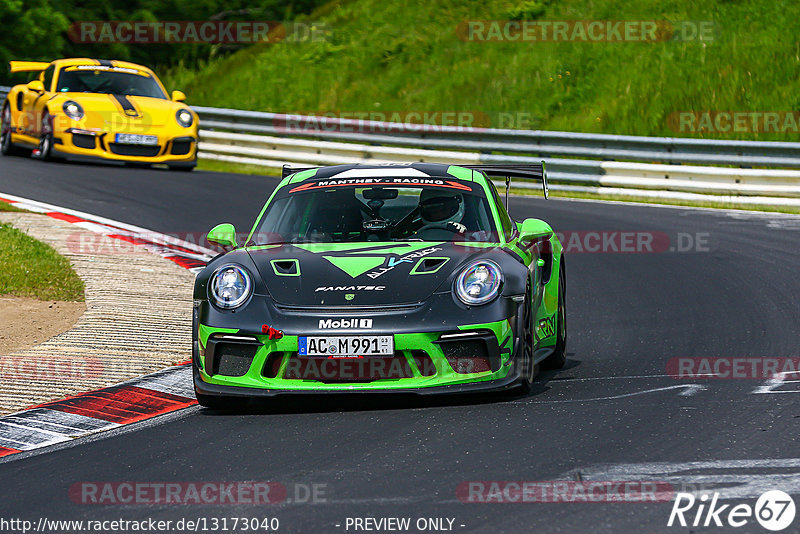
[668,490,796,531]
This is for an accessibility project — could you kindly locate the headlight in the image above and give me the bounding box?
[176,109,193,127]
[210,264,252,309]
[455,261,503,305]
[63,100,84,120]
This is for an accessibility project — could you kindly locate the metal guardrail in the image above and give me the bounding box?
[194,106,800,206]
[194,106,800,169]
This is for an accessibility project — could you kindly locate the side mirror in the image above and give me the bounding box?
[26,80,45,93]
[171,90,186,102]
[207,223,238,249]
[519,218,553,243]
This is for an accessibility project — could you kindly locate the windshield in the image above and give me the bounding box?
[56,67,166,99]
[252,181,500,244]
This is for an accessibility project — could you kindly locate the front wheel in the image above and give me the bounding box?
[34,112,55,161]
[517,279,537,395]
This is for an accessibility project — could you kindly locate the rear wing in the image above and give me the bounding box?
[463,163,549,199]
[8,61,51,74]
[282,164,318,179]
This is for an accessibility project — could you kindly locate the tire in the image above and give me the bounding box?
[35,111,54,161]
[517,278,537,395]
[1,104,24,156]
[541,266,567,370]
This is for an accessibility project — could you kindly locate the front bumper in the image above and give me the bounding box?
[51,129,197,165]
[194,318,523,396]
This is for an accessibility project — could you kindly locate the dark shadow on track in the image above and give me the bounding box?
[4,152,195,171]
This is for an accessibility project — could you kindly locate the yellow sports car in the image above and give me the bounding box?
[1,58,197,171]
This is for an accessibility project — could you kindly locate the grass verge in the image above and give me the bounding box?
[164,0,800,142]
[0,223,85,301]
[197,158,280,176]
[0,202,27,213]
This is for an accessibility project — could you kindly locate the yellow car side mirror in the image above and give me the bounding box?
[27,80,45,93]
[171,90,186,102]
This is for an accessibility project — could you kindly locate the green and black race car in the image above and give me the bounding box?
[192,162,566,407]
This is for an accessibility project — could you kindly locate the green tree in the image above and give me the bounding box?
[1,0,328,84]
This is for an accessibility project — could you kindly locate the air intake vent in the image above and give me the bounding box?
[109,143,160,157]
[72,133,96,149]
[410,257,450,275]
[214,343,257,376]
[205,334,260,377]
[171,139,192,155]
[271,259,300,276]
[435,330,501,373]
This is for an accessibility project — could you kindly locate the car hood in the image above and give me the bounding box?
[51,93,186,129]
[247,241,504,307]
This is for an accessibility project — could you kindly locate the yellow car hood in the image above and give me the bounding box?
[53,93,190,131]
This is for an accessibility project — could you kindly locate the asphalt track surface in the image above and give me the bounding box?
[0,156,799,533]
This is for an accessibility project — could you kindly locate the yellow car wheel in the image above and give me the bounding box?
[35,112,55,162]
[1,104,26,157]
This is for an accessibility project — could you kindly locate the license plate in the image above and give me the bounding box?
[115,133,158,145]
[299,336,394,357]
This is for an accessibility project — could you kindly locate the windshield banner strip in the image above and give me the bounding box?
[288,179,473,194]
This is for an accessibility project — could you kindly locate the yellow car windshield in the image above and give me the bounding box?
[56,68,166,99]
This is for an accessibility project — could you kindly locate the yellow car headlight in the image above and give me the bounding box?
[176,109,193,128]
[63,100,84,120]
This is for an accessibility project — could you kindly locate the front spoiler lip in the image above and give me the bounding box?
[193,365,522,398]
[51,148,197,166]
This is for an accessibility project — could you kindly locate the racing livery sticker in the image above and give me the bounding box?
[366,247,443,279]
[538,315,556,338]
[314,285,386,292]
[319,318,374,329]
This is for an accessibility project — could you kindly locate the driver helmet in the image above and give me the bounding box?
[419,189,465,226]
